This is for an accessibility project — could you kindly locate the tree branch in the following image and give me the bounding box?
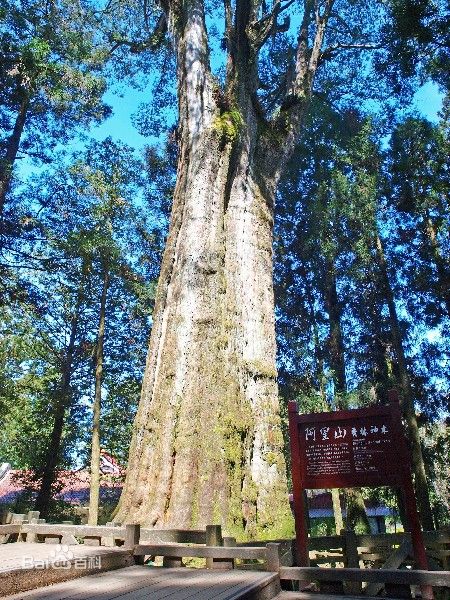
[320,42,383,63]
[246,0,295,54]
[107,13,168,55]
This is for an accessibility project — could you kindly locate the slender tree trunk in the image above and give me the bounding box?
[375,234,435,530]
[324,263,346,402]
[301,263,326,403]
[423,213,450,315]
[325,261,370,533]
[0,94,30,220]
[34,263,86,517]
[306,265,344,534]
[88,266,109,526]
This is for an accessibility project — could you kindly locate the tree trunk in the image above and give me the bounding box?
[114,125,290,534]
[423,213,450,315]
[324,263,346,402]
[325,261,370,534]
[0,94,29,221]
[88,266,109,526]
[34,263,86,517]
[113,13,290,538]
[375,234,435,530]
[114,0,333,535]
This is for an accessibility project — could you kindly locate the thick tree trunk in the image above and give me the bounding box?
[375,234,435,530]
[34,263,86,517]
[114,125,290,534]
[88,267,109,526]
[114,16,290,534]
[0,94,29,221]
[114,0,332,535]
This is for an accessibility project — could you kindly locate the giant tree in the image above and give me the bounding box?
[113,0,402,534]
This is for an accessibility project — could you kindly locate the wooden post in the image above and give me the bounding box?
[125,523,144,565]
[343,529,362,594]
[26,517,41,543]
[27,511,40,522]
[206,524,223,569]
[125,523,140,547]
[222,537,236,570]
[288,402,309,566]
[12,514,26,542]
[162,555,183,568]
[102,521,115,547]
[266,543,281,572]
[389,394,433,600]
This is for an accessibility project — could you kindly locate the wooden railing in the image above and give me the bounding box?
[1,513,449,597]
[238,529,450,571]
[278,565,450,586]
[0,510,206,546]
[134,542,281,571]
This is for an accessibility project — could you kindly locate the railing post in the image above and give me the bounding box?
[266,543,281,572]
[27,511,40,522]
[102,521,115,547]
[125,523,140,548]
[125,524,144,565]
[25,516,41,543]
[206,524,223,569]
[12,514,26,543]
[343,529,362,594]
[221,536,236,570]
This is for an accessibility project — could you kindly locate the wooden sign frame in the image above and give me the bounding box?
[288,392,429,576]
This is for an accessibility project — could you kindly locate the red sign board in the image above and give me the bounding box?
[288,392,430,591]
[298,405,406,489]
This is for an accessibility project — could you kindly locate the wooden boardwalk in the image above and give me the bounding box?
[0,543,134,597]
[3,565,280,600]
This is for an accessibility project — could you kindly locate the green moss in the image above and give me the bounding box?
[243,359,277,379]
[212,109,244,144]
[265,451,279,466]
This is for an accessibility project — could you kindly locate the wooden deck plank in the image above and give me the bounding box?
[0,543,125,573]
[0,543,134,597]
[80,567,230,600]
[2,566,199,600]
[108,570,245,599]
[3,565,278,600]
[114,570,262,600]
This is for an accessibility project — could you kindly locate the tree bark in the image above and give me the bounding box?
[324,261,370,533]
[375,234,435,530]
[114,126,290,534]
[324,263,346,401]
[88,266,109,526]
[34,263,86,517]
[113,3,291,537]
[423,213,450,315]
[114,0,334,535]
[0,94,29,221]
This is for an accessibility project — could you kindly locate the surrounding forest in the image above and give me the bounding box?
[0,0,448,538]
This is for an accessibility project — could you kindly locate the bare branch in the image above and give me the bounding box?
[107,13,168,55]
[246,0,296,53]
[319,42,383,63]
